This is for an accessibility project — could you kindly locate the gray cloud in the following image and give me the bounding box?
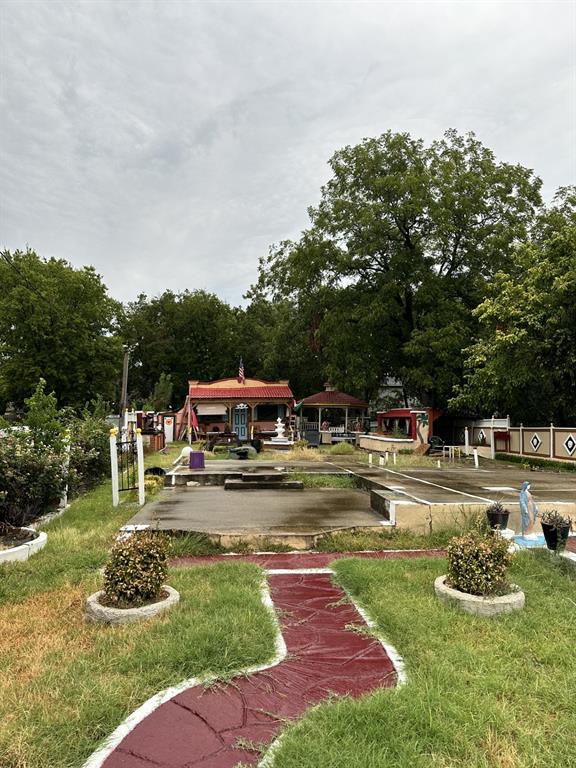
[1,0,574,304]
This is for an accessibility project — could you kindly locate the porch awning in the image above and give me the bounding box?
[196,404,228,416]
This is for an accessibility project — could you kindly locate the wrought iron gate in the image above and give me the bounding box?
[116,436,138,492]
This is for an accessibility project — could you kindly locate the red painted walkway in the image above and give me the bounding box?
[102,572,397,768]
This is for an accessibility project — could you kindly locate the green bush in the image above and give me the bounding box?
[329,442,356,455]
[0,431,66,527]
[495,453,576,473]
[294,439,309,449]
[446,531,512,596]
[67,406,111,494]
[103,531,169,607]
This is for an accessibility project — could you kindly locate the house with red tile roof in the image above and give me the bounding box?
[177,377,294,442]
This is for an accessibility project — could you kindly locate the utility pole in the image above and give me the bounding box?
[118,346,130,426]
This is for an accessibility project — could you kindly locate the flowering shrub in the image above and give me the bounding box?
[0,432,67,527]
[446,531,513,596]
[103,531,168,607]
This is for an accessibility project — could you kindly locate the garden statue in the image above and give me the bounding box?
[519,480,539,538]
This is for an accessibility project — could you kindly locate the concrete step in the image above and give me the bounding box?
[224,479,303,491]
[241,473,286,482]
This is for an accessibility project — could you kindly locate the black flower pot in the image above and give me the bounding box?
[541,522,570,551]
[486,510,510,530]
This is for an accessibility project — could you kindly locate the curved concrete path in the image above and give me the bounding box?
[88,551,442,768]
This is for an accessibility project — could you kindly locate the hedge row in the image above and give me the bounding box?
[495,452,576,473]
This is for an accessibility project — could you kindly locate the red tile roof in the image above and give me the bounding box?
[300,390,368,407]
[189,385,294,401]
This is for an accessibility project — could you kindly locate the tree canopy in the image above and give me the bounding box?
[451,188,576,424]
[3,131,573,427]
[254,129,543,406]
[0,249,121,411]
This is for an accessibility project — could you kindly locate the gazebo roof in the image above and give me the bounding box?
[300,389,368,408]
[189,378,293,401]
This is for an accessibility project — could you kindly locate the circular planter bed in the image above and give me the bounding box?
[434,575,524,617]
[0,527,47,564]
[85,586,180,624]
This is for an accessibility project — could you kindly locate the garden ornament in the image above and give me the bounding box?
[519,480,539,538]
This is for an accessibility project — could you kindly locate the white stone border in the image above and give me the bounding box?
[85,586,180,624]
[0,528,47,564]
[82,566,406,768]
[434,575,525,617]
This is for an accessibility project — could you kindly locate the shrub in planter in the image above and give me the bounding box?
[540,510,572,552]
[446,531,513,597]
[486,500,510,530]
[103,531,169,607]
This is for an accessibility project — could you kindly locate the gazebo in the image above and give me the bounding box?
[298,384,368,435]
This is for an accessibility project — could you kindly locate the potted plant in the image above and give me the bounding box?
[434,531,524,616]
[485,500,510,531]
[540,510,572,552]
[85,530,179,624]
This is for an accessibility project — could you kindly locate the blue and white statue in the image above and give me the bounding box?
[519,480,539,538]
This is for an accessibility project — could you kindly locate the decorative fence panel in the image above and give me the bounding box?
[504,426,576,463]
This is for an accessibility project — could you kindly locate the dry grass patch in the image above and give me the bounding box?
[0,564,276,768]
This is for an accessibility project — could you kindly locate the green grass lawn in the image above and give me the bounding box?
[0,454,277,768]
[4,443,574,767]
[268,551,576,768]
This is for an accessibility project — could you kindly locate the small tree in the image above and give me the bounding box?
[24,379,65,450]
[151,373,173,412]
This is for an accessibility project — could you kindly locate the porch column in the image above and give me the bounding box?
[318,407,322,429]
[249,403,256,439]
[345,407,349,433]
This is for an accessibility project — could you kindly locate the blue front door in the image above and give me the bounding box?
[233,406,248,441]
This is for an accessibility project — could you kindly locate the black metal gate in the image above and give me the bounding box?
[116,437,138,492]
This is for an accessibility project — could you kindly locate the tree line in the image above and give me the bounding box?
[1,129,574,424]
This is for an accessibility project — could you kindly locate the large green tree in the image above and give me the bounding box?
[122,290,239,406]
[0,249,122,411]
[255,130,542,405]
[451,188,576,424]
[235,295,326,398]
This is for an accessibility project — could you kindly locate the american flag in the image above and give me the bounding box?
[238,358,245,384]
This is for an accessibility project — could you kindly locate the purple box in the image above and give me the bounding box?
[188,451,205,470]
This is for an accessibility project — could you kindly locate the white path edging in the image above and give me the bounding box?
[82,567,406,768]
[0,528,47,564]
[81,580,287,768]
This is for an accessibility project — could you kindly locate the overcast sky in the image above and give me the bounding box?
[1,0,574,305]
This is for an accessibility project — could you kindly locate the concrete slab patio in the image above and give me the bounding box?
[128,486,385,549]
[344,462,576,533]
